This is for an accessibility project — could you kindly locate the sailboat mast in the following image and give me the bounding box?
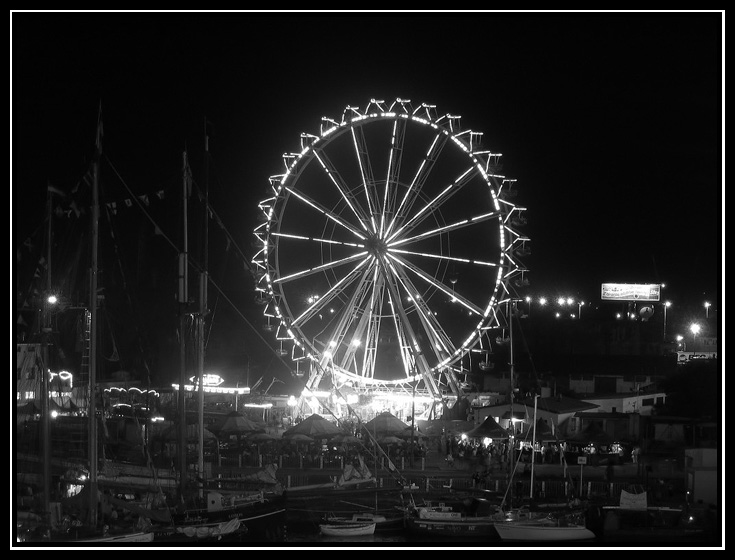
[40,186,53,522]
[508,299,515,503]
[530,393,538,500]
[87,107,102,527]
[196,120,210,499]
[178,151,191,500]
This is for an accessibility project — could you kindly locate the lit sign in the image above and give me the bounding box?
[188,373,224,386]
[676,351,717,364]
[601,283,661,302]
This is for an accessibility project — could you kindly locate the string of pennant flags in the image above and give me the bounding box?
[17,178,255,330]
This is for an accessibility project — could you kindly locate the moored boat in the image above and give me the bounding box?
[152,518,247,543]
[323,511,404,532]
[493,510,595,542]
[404,498,499,539]
[319,521,376,537]
[152,490,287,542]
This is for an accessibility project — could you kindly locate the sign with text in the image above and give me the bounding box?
[601,283,661,302]
[676,351,717,364]
[577,456,588,465]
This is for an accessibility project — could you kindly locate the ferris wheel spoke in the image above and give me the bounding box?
[380,271,443,394]
[351,125,381,235]
[275,251,369,285]
[384,260,459,360]
[318,266,380,372]
[291,259,371,328]
[384,131,448,240]
[388,210,501,249]
[385,252,483,317]
[385,165,479,244]
[285,185,368,241]
[380,118,407,238]
[388,246,500,269]
[312,149,373,234]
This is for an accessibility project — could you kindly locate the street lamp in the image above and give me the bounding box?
[690,323,701,349]
[704,302,711,319]
[676,334,685,351]
[525,296,532,318]
[663,301,671,342]
[577,301,585,319]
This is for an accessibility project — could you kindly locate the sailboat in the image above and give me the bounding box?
[492,392,595,542]
[16,107,154,544]
[144,144,286,543]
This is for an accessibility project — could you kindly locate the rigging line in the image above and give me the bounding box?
[189,174,257,277]
[196,149,259,277]
[99,197,155,381]
[204,271,293,372]
[103,156,287,368]
[513,309,540,389]
[103,155,179,254]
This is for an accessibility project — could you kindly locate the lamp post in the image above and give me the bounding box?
[525,296,532,318]
[663,301,671,342]
[704,302,711,319]
[577,301,585,319]
[40,293,55,522]
[690,323,701,350]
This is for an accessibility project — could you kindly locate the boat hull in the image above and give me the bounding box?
[494,521,596,542]
[406,516,498,538]
[162,495,287,542]
[320,522,376,537]
[323,512,404,532]
[76,530,155,543]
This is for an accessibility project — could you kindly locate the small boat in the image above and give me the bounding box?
[493,511,595,542]
[405,499,499,539]
[323,511,404,532]
[319,522,376,537]
[153,518,246,542]
[75,530,155,543]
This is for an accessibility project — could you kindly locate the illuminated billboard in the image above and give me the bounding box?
[600,283,661,301]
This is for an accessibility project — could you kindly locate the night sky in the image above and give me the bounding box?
[12,11,723,388]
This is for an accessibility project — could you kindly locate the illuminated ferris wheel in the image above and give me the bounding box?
[251,98,530,402]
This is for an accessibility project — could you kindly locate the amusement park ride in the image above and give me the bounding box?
[251,98,530,418]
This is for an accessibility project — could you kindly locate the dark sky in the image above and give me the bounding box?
[12,11,723,386]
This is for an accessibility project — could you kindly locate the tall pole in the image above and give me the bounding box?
[197,120,210,499]
[87,108,102,527]
[178,152,190,501]
[530,394,538,500]
[40,187,53,524]
[410,368,416,469]
[508,299,515,504]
